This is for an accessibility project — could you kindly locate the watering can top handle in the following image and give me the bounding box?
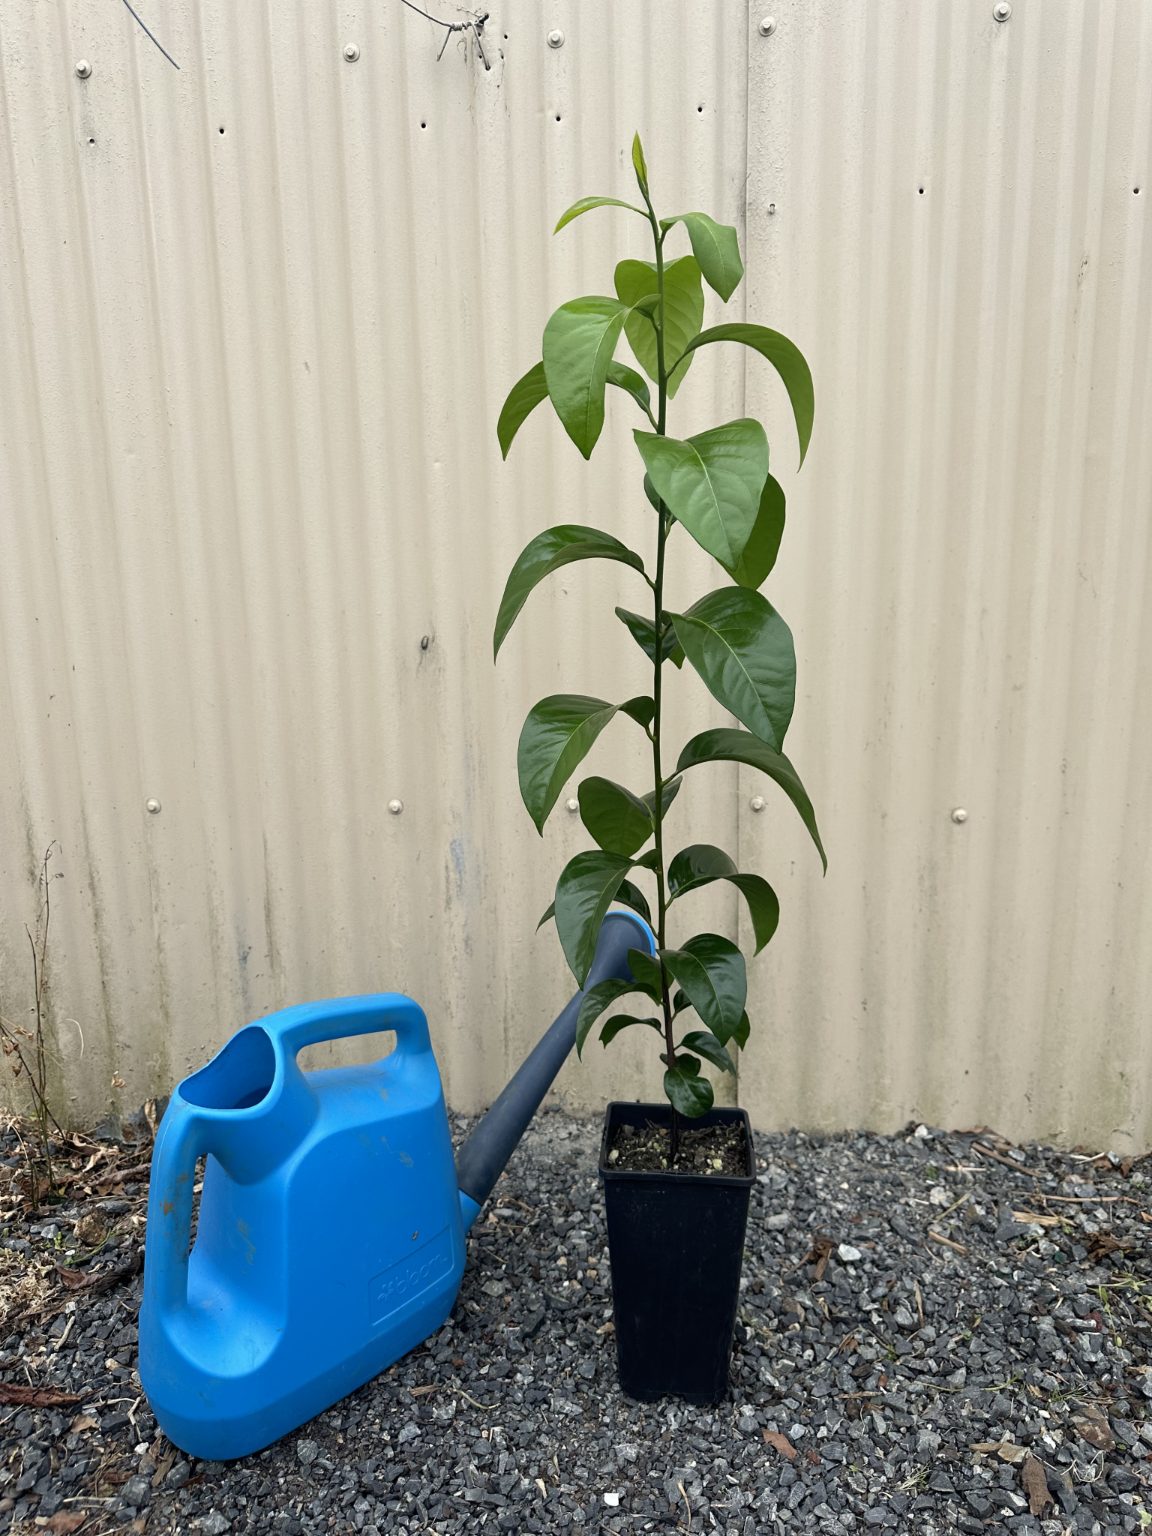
[264,993,431,1060]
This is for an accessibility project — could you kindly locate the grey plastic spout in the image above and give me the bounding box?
[454,911,656,1229]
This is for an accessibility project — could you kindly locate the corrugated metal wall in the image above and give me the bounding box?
[1,2,1149,1150]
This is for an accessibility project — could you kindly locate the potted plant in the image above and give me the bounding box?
[493,135,826,1403]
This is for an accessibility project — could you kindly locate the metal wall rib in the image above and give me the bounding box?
[0,2,1148,1149]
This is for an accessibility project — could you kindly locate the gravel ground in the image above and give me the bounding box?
[1,1108,1150,1535]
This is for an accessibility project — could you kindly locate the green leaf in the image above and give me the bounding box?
[668,843,780,954]
[578,776,653,857]
[672,989,691,1014]
[641,775,682,825]
[554,195,646,233]
[497,362,549,459]
[494,526,646,659]
[679,1029,736,1075]
[619,695,655,731]
[634,420,769,569]
[555,851,634,986]
[576,976,643,1057]
[664,1058,714,1117]
[662,212,743,301]
[732,1012,751,1049]
[676,728,827,872]
[626,946,665,1001]
[537,899,555,930]
[614,607,685,668]
[543,298,627,458]
[631,133,649,198]
[614,256,704,397]
[660,934,747,1045]
[676,324,814,467]
[613,878,653,926]
[601,1013,662,1047]
[517,696,622,834]
[725,473,786,590]
[671,586,796,750]
[632,848,661,871]
[607,360,653,419]
[643,473,662,513]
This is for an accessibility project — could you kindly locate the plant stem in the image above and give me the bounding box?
[645,205,681,1163]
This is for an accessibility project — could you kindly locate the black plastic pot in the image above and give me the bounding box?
[599,1100,755,1404]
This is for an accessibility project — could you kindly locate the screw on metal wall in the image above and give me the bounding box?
[547,30,565,49]
[146,799,162,815]
[343,43,360,62]
[993,2,1011,20]
[388,800,404,816]
[951,808,969,824]
[758,17,777,37]
[750,796,766,813]
[75,59,92,79]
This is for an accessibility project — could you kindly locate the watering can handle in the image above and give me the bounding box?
[265,993,432,1062]
[145,1099,205,1316]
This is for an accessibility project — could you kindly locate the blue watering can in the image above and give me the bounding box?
[139,911,655,1460]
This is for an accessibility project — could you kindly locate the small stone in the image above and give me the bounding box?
[165,1460,191,1489]
[603,1491,620,1507]
[121,1476,151,1507]
[398,1422,420,1444]
[296,1439,319,1466]
[199,1515,231,1536]
[893,1304,917,1330]
[837,1244,862,1263]
[765,1212,791,1232]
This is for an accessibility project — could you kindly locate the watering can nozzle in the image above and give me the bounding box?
[454,910,656,1229]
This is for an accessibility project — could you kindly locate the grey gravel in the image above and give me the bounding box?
[1,1109,1150,1534]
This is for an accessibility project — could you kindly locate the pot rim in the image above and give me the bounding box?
[598,1100,756,1186]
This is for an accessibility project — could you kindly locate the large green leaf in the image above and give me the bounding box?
[664,1057,714,1117]
[661,212,743,301]
[660,934,747,1045]
[543,298,627,458]
[671,587,796,750]
[607,361,653,420]
[494,526,646,659]
[554,196,645,233]
[497,362,548,459]
[517,696,622,834]
[614,607,685,668]
[676,728,827,872]
[614,256,704,397]
[676,324,814,467]
[678,1029,736,1075]
[578,776,653,857]
[575,976,643,1057]
[634,420,769,569]
[555,851,634,986]
[724,473,786,590]
[667,843,780,954]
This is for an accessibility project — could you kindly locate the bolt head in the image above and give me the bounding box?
[758,17,776,37]
[75,59,92,79]
[343,42,360,61]
[951,807,969,824]
[565,797,579,813]
[993,2,1011,19]
[146,798,161,815]
[547,29,565,48]
[750,795,766,812]
[388,799,404,815]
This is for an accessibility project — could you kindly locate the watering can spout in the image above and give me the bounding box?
[454,910,656,1231]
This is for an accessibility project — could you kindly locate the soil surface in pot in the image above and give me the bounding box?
[606,1116,748,1175]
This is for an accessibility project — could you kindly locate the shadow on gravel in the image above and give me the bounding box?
[1,1108,1149,1535]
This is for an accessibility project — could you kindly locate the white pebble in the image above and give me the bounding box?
[837,1243,863,1263]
